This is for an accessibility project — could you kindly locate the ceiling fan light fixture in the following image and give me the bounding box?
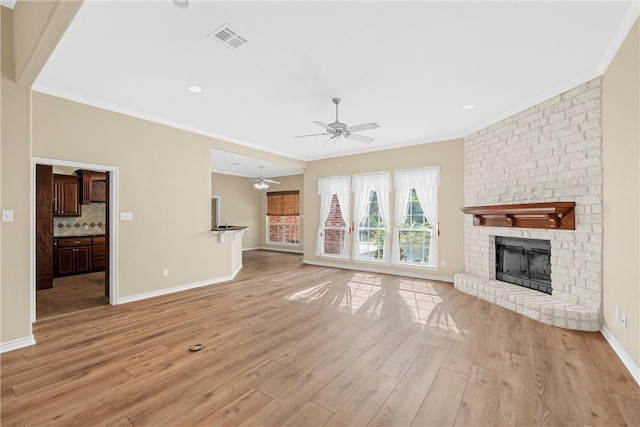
[294,98,378,144]
[250,166,279,189]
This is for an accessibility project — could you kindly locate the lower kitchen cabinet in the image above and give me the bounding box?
[54,237,92,277]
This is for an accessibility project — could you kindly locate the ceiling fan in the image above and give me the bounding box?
[294,98,379,143]
[250,166,279,189]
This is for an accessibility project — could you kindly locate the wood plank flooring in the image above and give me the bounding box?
[2,250,638,426]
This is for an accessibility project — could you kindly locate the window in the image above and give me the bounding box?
[323,194,347,255]
[266,191,300,245]
[352,172,391,262]
[317,176,350,258]
[393,168,439,267]
[398,189,432,264]
[356,191,384,260]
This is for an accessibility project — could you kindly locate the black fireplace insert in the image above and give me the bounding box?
[495,236,552,294]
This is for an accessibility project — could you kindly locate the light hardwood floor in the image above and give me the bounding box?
[2,250,638,426]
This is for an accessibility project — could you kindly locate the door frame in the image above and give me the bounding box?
[31,157,119,323]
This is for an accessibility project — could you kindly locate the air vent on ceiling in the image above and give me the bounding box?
[208,24,248,49]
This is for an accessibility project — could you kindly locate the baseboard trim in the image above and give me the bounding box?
[232,263,243,278]
[601,325,640,385]
[1,335,36,353]
[117,268,241,305]
[258,247,304,254]
[302,259,454,283]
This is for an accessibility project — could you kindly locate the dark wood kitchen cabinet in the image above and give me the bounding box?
[92,236,106,272]
[76,170,107,204]
[53,174,81,216]
[54,237,92,276]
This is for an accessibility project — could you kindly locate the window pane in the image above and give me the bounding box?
[286,216,300,225]
[269,215,282,224]
[398,230,431,264]
[269,224,283,243]
[360,191,382,228]
[403,189,426,228]
[357,229,385,260]
[325,194,346,227]
[324,228,345,254]
[267,215,299,245]
[285,225,299,244]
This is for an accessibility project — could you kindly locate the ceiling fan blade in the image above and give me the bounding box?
[264,179,280,184]
[312,121,334,131]
[347,133,374,144]
[294,132,330,139]
[346,122,379,133]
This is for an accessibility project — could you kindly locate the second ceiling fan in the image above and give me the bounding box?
[294,98,379,143]
[250,166,279,189]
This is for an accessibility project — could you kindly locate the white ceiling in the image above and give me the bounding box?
[34,0,638,176]
[210,148,303,178]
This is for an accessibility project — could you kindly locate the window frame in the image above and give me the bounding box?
[266,190,301,247]
[320,193,349,259]
[397,188,433,266]
[351,172,391,264]
[266,214,300,246]
[392,168,440,268]
[354,190,387,263]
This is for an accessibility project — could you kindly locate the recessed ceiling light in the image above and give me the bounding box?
[171,0,189,9]
[463,104,475,110]
[188,86,202,93]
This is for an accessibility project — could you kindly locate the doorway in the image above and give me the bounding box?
[32,158,118,322]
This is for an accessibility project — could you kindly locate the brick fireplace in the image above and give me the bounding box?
[454,78,603,331]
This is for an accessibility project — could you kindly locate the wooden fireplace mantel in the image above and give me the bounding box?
[461,202,575,230]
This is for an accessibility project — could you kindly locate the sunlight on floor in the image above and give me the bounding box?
[398,279,443,325]
[285,273,448,326]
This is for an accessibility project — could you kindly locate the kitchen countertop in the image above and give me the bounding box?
[210,225,249,232]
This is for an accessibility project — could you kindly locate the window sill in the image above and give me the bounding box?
[396,262,438,271]
[355,258,389,265]
[267,242,301,247]
[320,254,350,260]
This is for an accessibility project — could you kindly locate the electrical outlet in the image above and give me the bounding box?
[622,314,628,329]
[616,307,619,320]
[440,260,446,267]
[162,269,169,277]
[120,212,133,221]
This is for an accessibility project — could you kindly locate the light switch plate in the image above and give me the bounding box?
[120,212,133,221]
[2,210,14,222]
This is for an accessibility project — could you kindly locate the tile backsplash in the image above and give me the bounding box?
[54,202,106,237]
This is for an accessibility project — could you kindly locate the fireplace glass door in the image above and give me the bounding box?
[495,237,552,294]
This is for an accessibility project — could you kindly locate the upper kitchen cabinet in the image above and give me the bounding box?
[53,174,81,217]
[76,169,107,203]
